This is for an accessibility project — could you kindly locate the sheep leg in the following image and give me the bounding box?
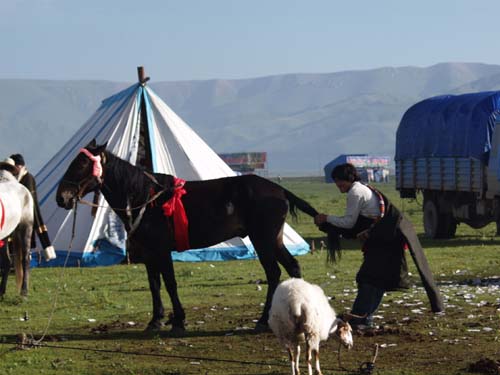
[306,341,313,375]
[313,348,323,375]
[295,345,301,375]
[288,345,301,375]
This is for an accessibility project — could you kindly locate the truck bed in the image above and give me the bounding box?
[396,157,484,193]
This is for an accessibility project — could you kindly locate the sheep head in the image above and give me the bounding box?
[331,319,353,349]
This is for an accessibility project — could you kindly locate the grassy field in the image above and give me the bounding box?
[0,177,499,375]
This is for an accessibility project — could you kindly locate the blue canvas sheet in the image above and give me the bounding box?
[395,91,500,163]
[31,240,310,267]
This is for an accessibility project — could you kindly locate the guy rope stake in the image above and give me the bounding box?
[359,343,379,375]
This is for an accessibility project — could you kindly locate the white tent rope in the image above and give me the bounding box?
[30,203,79,346]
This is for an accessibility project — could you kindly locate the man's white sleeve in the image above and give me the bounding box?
[326,191,362,228]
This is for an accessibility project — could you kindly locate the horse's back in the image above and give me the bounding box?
[184,174,283,198]
[164,174,286,247]
[0,182,33,238]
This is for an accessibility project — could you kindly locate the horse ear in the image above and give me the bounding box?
[86,139,97,149]
[95,142,108,154]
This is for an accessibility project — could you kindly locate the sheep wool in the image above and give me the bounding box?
[268,277,352,375]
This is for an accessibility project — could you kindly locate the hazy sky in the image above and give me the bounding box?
[1,0,499,82]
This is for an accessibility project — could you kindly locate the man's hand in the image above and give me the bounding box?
[357,229,370,242]
[314,214,328,226]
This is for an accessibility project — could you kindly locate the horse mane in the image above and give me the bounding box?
[103,152,152,200]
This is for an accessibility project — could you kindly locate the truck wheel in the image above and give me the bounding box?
[440,214,457,238]
[423,199,440,238]
[423,199,457,238]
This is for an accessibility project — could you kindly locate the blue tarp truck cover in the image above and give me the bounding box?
[395,91,500,164]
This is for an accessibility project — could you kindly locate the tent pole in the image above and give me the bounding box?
[137,66,150,86]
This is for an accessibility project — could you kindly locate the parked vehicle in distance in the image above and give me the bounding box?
[395,91,500,238]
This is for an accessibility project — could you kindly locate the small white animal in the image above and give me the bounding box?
[268,278,353,375]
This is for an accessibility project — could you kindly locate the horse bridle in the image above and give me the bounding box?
[64,150,171,236]
[61,149,105,202]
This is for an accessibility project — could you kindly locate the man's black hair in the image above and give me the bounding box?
[331,163,360,183]
[10,153,25,166]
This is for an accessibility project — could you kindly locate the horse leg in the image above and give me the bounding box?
[249,199,289,331]
[0,242,11,298]
[20,244,30,297]
[160,253,186,335]
[275,229,302,278]
[145,261,165,331]
[18,224,32,297]
[249,229,282,332]
[253,243,281,331]
[11,236,24,296]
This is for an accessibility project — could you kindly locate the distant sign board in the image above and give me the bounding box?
[346,155,390,168]
[218,152,267,172]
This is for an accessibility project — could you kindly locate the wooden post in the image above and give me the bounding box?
[310,240,315,253]
[137,66,150,86]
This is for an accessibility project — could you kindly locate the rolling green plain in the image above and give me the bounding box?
[0,177,499,375]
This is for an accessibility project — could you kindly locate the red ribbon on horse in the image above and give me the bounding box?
[162,177,190,251]
[0,197,5,247]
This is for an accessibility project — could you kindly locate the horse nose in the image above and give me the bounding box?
[56,195,65,208]
[56,192,74,209]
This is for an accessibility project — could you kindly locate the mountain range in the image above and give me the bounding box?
[2,62,500,176]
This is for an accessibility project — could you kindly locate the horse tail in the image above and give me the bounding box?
[283,189,319,219]
[283,189,339,263]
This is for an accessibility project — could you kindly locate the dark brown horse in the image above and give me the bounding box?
[56,140,322,333]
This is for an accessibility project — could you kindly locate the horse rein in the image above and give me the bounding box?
[69,148,172,235]
[78,188,166,212]
[60,148,106,203]
[60,175,99,204]
[77,175,167,236]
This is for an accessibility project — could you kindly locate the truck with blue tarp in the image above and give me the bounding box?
[395,91,500,238]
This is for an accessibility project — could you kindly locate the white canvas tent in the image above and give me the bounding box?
[33,75,310,267]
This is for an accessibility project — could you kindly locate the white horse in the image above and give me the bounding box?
[0,170,34,297]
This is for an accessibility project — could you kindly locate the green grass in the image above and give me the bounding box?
[1,178,500,374]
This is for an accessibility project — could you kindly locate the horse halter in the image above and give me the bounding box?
[63,148,105,201]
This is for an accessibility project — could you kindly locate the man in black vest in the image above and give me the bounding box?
[10,154,56,261]
[315,163,443,330]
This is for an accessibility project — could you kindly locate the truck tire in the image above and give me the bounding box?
[440,214,457,238]
[423,199,440,238]
[423,199,457,238]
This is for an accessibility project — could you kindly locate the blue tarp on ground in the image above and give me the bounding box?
[395,91,500,163]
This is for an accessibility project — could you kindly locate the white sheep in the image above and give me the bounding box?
[268,278,353,375]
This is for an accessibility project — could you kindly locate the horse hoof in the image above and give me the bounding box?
[254,322,271,334]
[144,321,163,332]
[169,325,186,337]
